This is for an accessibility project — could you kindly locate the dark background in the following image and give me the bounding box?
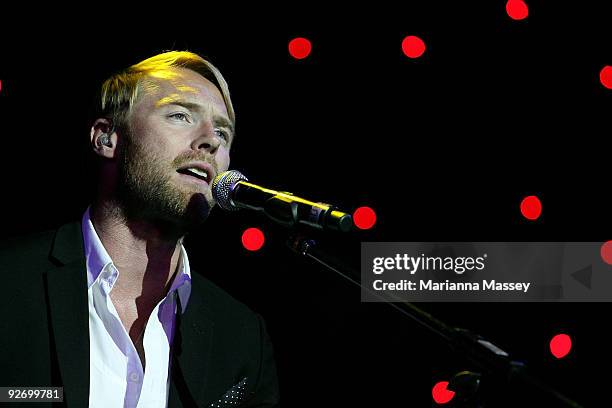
[1,2,610,406]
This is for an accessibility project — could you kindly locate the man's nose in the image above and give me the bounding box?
[191,121,221,152]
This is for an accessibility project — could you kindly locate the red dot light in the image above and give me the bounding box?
[289,37,312,60]
[353,206,377,230]
[241,227,265,251]
[520,195,542,220]
[550,334,572,359]
[506,0,529,20]
[432,381,455,404]
[401,35,426,59]
[600,66,612,89]
[601,241,612,265]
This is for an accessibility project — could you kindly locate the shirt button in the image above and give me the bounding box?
[129,372,139,382]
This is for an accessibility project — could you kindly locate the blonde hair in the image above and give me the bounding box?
[98,51,235,131]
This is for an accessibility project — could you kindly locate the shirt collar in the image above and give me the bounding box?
[172,245,192,312]
[81,206,192,312]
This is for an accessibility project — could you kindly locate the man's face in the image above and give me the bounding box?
[116,67,233,230]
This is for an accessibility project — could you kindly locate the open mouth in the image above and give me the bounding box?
[176,167,210,183]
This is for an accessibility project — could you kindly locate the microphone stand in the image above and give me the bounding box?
[285,234,584,408]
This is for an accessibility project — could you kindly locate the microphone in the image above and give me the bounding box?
[212,170,354,232]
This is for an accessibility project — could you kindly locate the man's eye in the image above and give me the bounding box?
[215,128,229,141]
[169,112,190,122]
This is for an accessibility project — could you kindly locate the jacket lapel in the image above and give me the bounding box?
[45,222,90,407]
[168,274,215,408]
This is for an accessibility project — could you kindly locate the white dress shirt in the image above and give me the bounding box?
[82,208,192,408]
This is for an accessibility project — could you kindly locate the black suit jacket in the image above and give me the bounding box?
[0,222,280,407]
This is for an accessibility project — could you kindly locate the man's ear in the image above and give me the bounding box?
[90,118,119,159]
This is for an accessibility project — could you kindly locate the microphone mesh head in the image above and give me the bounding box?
[212,170,248,211]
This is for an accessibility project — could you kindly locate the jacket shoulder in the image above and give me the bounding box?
[0,229,57,273]
[0,221,82,282]
[0,229,55,254]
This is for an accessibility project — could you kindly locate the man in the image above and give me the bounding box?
[0,51,280,407]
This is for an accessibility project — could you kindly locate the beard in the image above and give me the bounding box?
[115,134,213,233]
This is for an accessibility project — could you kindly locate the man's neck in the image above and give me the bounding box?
[90,201,184,301]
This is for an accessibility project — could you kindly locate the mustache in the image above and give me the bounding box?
[172,153,219,174]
